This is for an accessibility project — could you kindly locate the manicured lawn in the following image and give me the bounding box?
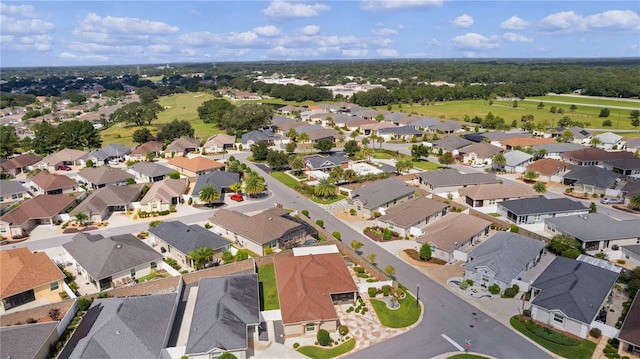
[412,160,442,171]
[136,270,170,283]
[448,354,489,359]
[370,289,421,328]
[297,338,356,359]
[528,94,640,108]
[510,316,596,359]
[271,171,303,191]
[373,152,396,160]
[257,263,280,310]
[488,213,501,217]
[312,195,346,204]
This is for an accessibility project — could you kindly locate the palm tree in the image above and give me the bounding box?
[492,152,507,171]
[533,181,547,193]
[289,154,304,175]
[589,137,602,148]
[523,170,539,182]
[328,166,344,184]
[244,172,265,198]
[361,145,372,162]
[629,193,640,209]
[343,169,357,184]
[534,148,548,160]
[314,178,336,199]
[395,159,413,174]
[286,128,298,141]
[229,182,243,194]
[297,132,309,144]
[188,246,215,270]
[74,212,89,226]
[199,184,220,206]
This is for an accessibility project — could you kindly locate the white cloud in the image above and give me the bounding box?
[179,31,260,48]
[425,38,440,48]
[377,48,398,57]
[0,35,13,43]
[583,10,640,31]
[214,48,251,58]
[72,13,178,45]
[180,48,197,56]
[372,27,398,36]
[297,25,320,35]
[451,32,500,50]
[342,49,369,57]
[253,25,281,37]
[361,0,444,12]
[452,14,474,28]
[6,34,53,51]
[263,1,330,21]
[463,51,476,58]
[148,44,172,53]
[0,3,37,17]
[0,15,55,34]
[539,11,583,31]
[267,46,318,58]
[500,16,530,30]
[502,32,533,43]
[58,52,109,62]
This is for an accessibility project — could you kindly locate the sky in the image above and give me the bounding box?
[1,1,639,67]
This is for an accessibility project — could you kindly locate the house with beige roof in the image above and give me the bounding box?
[347,178,415,217]
[459,142,503,166]
[1,248,66,313]
[165,137,200,157]
[167,156,224,177]
[37,148,88,171]
[203,134,236,153]
[0,153,42,176]
[140,178,188,213]
[30,171,79,194]
[416,213,491,263]
[274,250,357,337]
[0,194,78,238]
[77,167,133,189]
[526,158,572,183]
[501,137,556,150]
[209,207,311,255]
[460,183,539,209]
[376,196,448,237]
[128,141,164,161]
[71,185,141,222]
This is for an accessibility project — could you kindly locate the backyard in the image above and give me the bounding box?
[257,262,280,311]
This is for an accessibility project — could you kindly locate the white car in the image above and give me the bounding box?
[472,163,485,168]
[108,159,119,165]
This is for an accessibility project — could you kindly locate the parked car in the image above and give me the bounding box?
[472,163,485,168]
[230,193,244,202]
[600,197,624,205]
[56,164,72,171]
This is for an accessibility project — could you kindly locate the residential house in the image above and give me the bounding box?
[274,249,357,337]
[432,136,473,155]
[531,143,586,160]
[0,153,42,176]
[140,178,188,213]
[406,117,441,131]
[545,213,640,252]
[482,131,531,147]
[351,108,380,121]
[595,132,624,150]
[624,137,640,153]
[84,144,131,166]
[603,158,640,177]
[530,256,619,338]
[459,142,503,166]
[464,232,546,292]
[552,126,592,144]
[61,293,178,359]
[77,167,133,189]
[526,158,572,183]
[621,180,640,200]
[562,147,636,167]
[185,275,259,359]
[241,129,279,147]
[191,171,240,203]
[37,148,88,171]
[497,197,589,225]
[563,166,620,195]
[0,194,77,238]
[416,213,491,263]
[0,180,27,203]
[127,162,174,183]
[209,207,311,255]
[0,248,65,313]
[503,150,533,173]
[128,140,164,161]
[71,185,140,222]
[167,156,224,177]
[202,134,236,153]
[621,245,640,269]
[149,221,232,268]
[30,171,78,194]
[277,104,303,114]
[501,137,556,151]
[0,322,59,359]
[418,169,499,194]
[304,153,349,174]
[617,294,640,356]
[63,233,163,291]
[376,125,422,142]
[165,137,200,157]
[376,196,448,237]
[460,183,539,208]
[347,178,415,217]
[429,120,461,133]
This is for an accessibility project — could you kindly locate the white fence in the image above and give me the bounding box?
[590,321,619,339]
[357,280,394,294]
[453,250,468,262]
[56,299,78,336]
[260,310,283,322]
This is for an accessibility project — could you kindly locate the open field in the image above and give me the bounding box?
[528,94,640,108]
[100,92,223,146]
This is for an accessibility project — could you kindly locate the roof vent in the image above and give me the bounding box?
[116,330,120,335]
[116,244,123,249]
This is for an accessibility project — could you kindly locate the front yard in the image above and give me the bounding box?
[297,338,356,359]
[370,286,421,328]
[257,263,280,310]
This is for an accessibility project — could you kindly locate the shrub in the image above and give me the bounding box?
[222,251,235,264]
[332,231,341,240]
[368,287,378,298]
[617,259,626,265]
[315,219,324,228]
[419,243,432,261]
[77,297,93,311]
[523,309,531,317]
[382,227,392,240]
[488,284,501,295]
[465,279,474,286]
[590,328,602,338]
[163,258,180,270]
[301,209,309,218]
[204,222,212,229]
[26,318,37,323]
[460,281,469,290]
[187,197,193,205]
[382,285,391,297]
[349,208,357,216]
[509,224,519,233]
[48,308,61,321]
[338,325,349,336]
[293,343,300,349]
[149,220,163,228]
[373,211,381,218]
[504,284,520,298]
[317,329,332,346]
[353,266,365,273]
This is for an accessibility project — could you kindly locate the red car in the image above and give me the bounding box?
[56,165,72,171]
[230,193,244,202]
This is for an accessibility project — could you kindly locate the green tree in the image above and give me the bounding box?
[133,128,154,144]
[492,152,507,171]
[297,132,309,144]
[533,181,547,193]
[0,126,19,159]
[250,141,269,161]
[188,246,215,269]
[314,178,336,199]
[590,137,602,148]
[630,110,640,128]
[537,102,545,110]
[230,182,243,194]
[219,353,237,359]
[629,193,640,209]
[602,119,613,127]
[367,253,377,264]
[110,101,163,126]
[156,119,194,143]
[384,265,396,277]
[351,240,363,252]
[136,86,158,105]
[589,202,597,213]
[375,113,385,122]
[395,159,413,174]
[411,144,430,160]
[57,120,102,150]
[549,233,583,259]
[328,166,344,184]
[599,108,610,118]
[32,122,59,154]
[197,99,235,124]
[314,138,334,153]
[266,149,289,170]
[168,171,181,179]
[285,141,297,153]
[523,170,539,182]
[285,128,298,140]
[219,103,273,136]
[74,212,89,226]
[569,104,577,112]
[343,169,357,184]
[343,140,361,157]
[85,159,94,168]
[199,184,220,206]
[438,152,454,167]
[317,329,331,347]
[288,154,304,175]
[235,249,249,261]
[561,129,574,143]
[420,243,432,261]
[244,172,265,198]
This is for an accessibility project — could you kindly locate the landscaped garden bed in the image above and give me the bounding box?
[363,226,403,242]
[402,249,447,265]
[297,337,355,359]
[370,285,421,328]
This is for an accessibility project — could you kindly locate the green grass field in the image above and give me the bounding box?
[510,316,596,359]
[297,338,356,359]
[370,290,421,328]
[257,263,280,310]
[528,94,640,108]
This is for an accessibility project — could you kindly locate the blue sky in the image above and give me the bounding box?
[1,1,639,67]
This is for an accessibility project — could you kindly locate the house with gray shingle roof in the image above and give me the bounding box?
[0,180,27,204]
[418,168,499,193]
[429,120,462,133]
[376,196,448,237]
[61,293,178,359]
[0,322,59,359]
[377,125,423,142]
[185,275,260,359]
[459,142,503,166]
[63,233,163,291]
[149,221,231,268]
[128,161,174,183]
[530,256,619,338]
[77,167,133,189]
[531,143,586,160]
[347,178,415,217]
[595,132,624,150]
[544,213,640,252]
[432,136,473,154]
[0,194,78,238]
[140,178,188,213]
[617,294,640,355]
[191,171,241,204]
[563,166,620,195]
[203,134,236,153]
[84,144,131,166]
[497,196,589,225]
[304,153,349,172]
[603,157,640,177]
[464,232,546,292]
[416,213,491,263]
[165,137,200,157]
[71,185,140,222]
[460,183,539,208]
[407,117,441,129]
[503,150,533,173]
